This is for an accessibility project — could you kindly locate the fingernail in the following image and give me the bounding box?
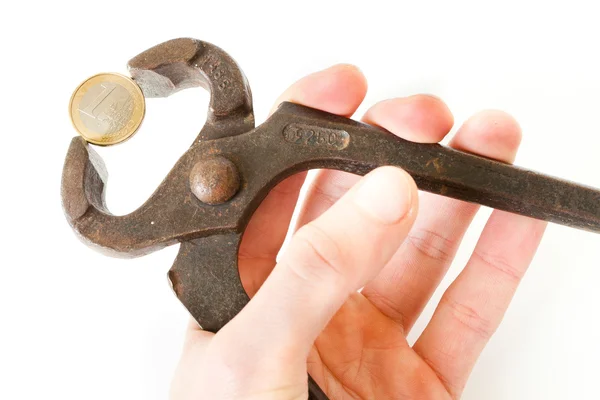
[353,167,413,224]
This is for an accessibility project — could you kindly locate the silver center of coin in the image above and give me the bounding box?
[78,82,134,135]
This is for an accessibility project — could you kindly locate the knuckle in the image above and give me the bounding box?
[472,249,523,283]
[418,352,464,399]
[406,228,456,263]
[310,184,339,209]
[440,295,495,339]
[362,287,408,327]
[287,224,345,283]
[308,174,355,209]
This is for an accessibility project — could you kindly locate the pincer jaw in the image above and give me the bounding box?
[61,137,107,224]
[60,137,130,258]
[128,38,207,98]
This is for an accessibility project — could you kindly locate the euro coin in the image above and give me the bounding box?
[69,73,145,145]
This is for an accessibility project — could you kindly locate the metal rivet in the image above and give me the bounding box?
[189,156,240,205]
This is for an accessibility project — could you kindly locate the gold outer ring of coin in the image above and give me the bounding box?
[69,73,146,146]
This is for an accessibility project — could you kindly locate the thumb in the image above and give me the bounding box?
[219,166,418,361]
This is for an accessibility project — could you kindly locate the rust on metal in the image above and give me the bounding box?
[61,38,600,400]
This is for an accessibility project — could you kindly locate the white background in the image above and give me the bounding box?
[2,1,599,399]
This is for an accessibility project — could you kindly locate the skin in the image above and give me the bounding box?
[169,65,547,400]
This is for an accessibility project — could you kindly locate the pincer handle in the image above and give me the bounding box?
[260,102,600,233]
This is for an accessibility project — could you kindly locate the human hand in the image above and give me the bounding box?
[170,65,547,400]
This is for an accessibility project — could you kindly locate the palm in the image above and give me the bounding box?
[308,293,449,399]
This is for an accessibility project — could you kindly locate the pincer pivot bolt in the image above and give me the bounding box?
[189,156,240,205]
